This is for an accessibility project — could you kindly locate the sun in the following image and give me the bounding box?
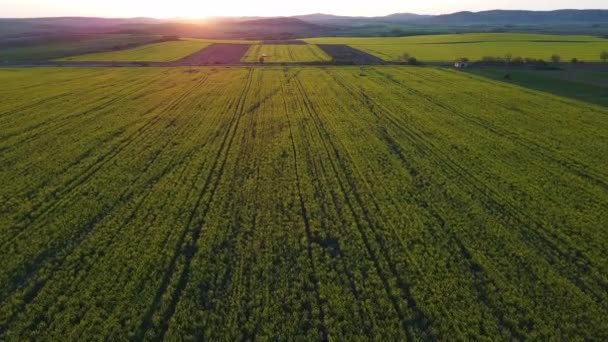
[100,0,293,18]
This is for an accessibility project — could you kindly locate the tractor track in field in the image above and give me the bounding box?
[4,104,164,232]
[0,75,214,309]
[291,73,434,340]
[283,69,379,333]
[35,77,223,334]
[374,67,608,200]
[0,74,210,262]
[279,72,366,323]
[294,119,370,328]
[376,67,608,234]
[219,78,267,338]
[2,62,608,340]
[0,115,193,333]
[0,74,201,226]
[282,69,371,333]
[1,106,164,248]
[0,79,108,120]
[135,69,254,341]
[346,67,608,306]
[0,76,155,157]
[281,82,329,341]
[319,67,542,338]
[155,69,254,340]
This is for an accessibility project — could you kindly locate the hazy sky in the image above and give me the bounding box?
[1,0,607,18]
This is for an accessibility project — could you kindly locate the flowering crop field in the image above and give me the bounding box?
[0,66,607,340]
[58,39,212,62]
[304,33,608,62]
[241,44,332,62]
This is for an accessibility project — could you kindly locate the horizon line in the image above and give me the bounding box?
[2,8,608,20]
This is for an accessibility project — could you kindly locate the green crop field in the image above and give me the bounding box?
[1,66,607,340]
[242,44,332,63]
[467,67,608,107]
[304,33,608,62]
[58,39,211,62]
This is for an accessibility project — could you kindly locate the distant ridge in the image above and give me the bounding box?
[1,9,608,41]
[416,9,608,25]
[0,17,161,27]
[240,17,323,28]
[294,9,608,25]
[2,10,607,28]
[293,13,431,25]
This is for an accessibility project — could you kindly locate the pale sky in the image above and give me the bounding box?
[1,0,607,18]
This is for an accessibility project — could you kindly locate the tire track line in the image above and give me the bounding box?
[135,68,254,340]
[0,74,153,145]
[281,81,329,341]
[357,68,608,307]
[0,74,214,309]
[291,72,432,340]
[27,77,221,335]
[2,73,208,240]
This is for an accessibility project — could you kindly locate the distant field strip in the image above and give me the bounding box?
[468,68,608,107]
[59,39,211,62]
[241,44,332,62]
[188,38,260,44]
[0,34,158,62]
[304,33,608,61]
[0,66,607,340]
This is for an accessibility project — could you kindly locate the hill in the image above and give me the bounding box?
[234,17,331,38]
[293,13,431,26]
[417,9,608,25]
[2,10,608,41]
[294,10,608,36]
[294,10,608,26]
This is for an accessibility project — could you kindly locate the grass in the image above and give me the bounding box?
[304,33,608,62]
[0,34,158,62]
[58,39,210,62]
[241,44,332,62]
[0,66,607,340]
[466,67,608,107]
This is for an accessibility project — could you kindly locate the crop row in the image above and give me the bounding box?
[0,66,606,339]
[241,45,332,63]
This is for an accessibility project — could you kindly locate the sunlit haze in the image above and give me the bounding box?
[1,0,608,18]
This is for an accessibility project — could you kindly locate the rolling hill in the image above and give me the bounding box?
[1,9,608,42]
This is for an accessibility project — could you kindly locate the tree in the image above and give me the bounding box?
[551,54,561,64]
[259,56,265,64]
[482,56,499,64]
[407,57,418,65]
[402,52,410,61]
[571,58,579,64]
[601,51,608,63]
[512,56,524,65]
[504,53,512,77]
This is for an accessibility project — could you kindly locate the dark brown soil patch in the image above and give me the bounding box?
[171,44,251,65]
[317,44,384,65]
